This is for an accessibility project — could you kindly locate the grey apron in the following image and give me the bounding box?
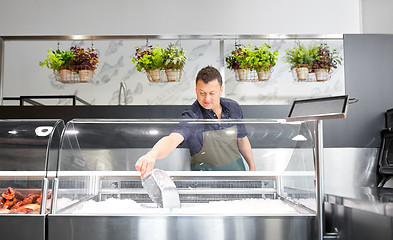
[191,125,246,171]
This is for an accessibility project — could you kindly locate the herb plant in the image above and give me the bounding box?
[70,47,99,71]
[283,42,318,69]
[132,45,164,72]
[225,44,253,70]
[311,43,342,71]
[163,43,186,70]
[251,44,279,72]
[39,49,74,71]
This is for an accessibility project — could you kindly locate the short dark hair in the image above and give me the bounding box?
[196,66,222,86]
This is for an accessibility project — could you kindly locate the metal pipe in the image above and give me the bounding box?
[219,38,225,90]
[0,37,4,105]
[0,34,344,41]
[314,120,324,240]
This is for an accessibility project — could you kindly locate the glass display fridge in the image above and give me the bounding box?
[0,119,64,240]
[48,118,317,240]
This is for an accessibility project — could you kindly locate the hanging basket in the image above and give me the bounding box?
[257,68,273,81]
[290,64,313,82]
[78,70,94,82]
[314,68,329,81]
[165,68,183,82]
[145,67,184,83]
[233,68,273,82]
[146,69,161,82]
[59,69,72,83]
[235,69,250,81]
[290,65,333,82]
[54,65,94,84]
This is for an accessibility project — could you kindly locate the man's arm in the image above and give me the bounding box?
[237,136,256,171]
[135,132,184,177]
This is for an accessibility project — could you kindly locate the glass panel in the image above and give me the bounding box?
[280,121,316,211]
[55,119,315,215]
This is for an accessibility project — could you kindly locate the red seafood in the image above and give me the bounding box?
[22,194,40,205]
[2,187,24,201]
[10,201,22,210]
[10,204,40,214]
[3,199,17,209]
[0,187,44,214]
[2,188,15,200]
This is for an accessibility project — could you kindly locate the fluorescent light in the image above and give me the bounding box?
[292,134,307,141]
[35,126,53,137]
[8,130,17,135]
[65,130,79,135]
[149,129,159,135]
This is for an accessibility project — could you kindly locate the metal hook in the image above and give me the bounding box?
[235,36,241,48]
[348,97,358,104]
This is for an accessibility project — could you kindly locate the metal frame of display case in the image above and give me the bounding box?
[46,118,318,240]
[0,34,343,105]
[286,95,349,240]
[0,119,65,240]
[3,95,91,106]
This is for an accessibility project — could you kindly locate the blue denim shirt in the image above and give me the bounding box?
[173,97,247,156]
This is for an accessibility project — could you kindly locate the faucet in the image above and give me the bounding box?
[118,81,128,105]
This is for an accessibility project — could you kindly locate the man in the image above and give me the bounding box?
[135,66,256,177]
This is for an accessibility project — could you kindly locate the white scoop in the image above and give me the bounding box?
[141,169,181,208]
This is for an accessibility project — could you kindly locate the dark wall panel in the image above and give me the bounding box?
[324,34,393,148]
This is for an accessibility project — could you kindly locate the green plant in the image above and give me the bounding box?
[163,43,186,70]
[132,45,164,72]
[283,42,318,69]
[225,44,254,70]
[70,46,99,71]
[251,44,279,72]
[39,49,74,71]
[311,43,342,71]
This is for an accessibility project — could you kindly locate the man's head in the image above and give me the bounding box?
[196,66,222,86]
[195,66,223,111]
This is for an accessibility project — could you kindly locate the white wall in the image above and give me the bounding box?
[0,0,361,35]
[362,0,393,33]
[0,0,357,105]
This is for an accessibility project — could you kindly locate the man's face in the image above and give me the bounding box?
[196,79,223,111]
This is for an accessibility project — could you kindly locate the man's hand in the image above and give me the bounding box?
[135,155,156,178]
[135,133,184,178]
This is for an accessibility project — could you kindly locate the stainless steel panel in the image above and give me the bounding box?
[324,148,379,194]
[48,215,316,240]
[325,202,392,240]
[0,215,45,240]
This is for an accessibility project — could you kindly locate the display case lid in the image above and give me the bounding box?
[0,119,65,172]
[58,118,315,172]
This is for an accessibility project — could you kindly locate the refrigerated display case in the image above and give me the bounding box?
[0,119,64,240]
[48,119,317,240]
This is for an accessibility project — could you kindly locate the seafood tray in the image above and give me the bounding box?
[0,187,42,214]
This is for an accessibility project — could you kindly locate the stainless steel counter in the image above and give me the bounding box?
[325,187,393,240]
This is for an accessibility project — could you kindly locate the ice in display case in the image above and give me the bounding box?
[49,119,317,240]
[0,119,64,240]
